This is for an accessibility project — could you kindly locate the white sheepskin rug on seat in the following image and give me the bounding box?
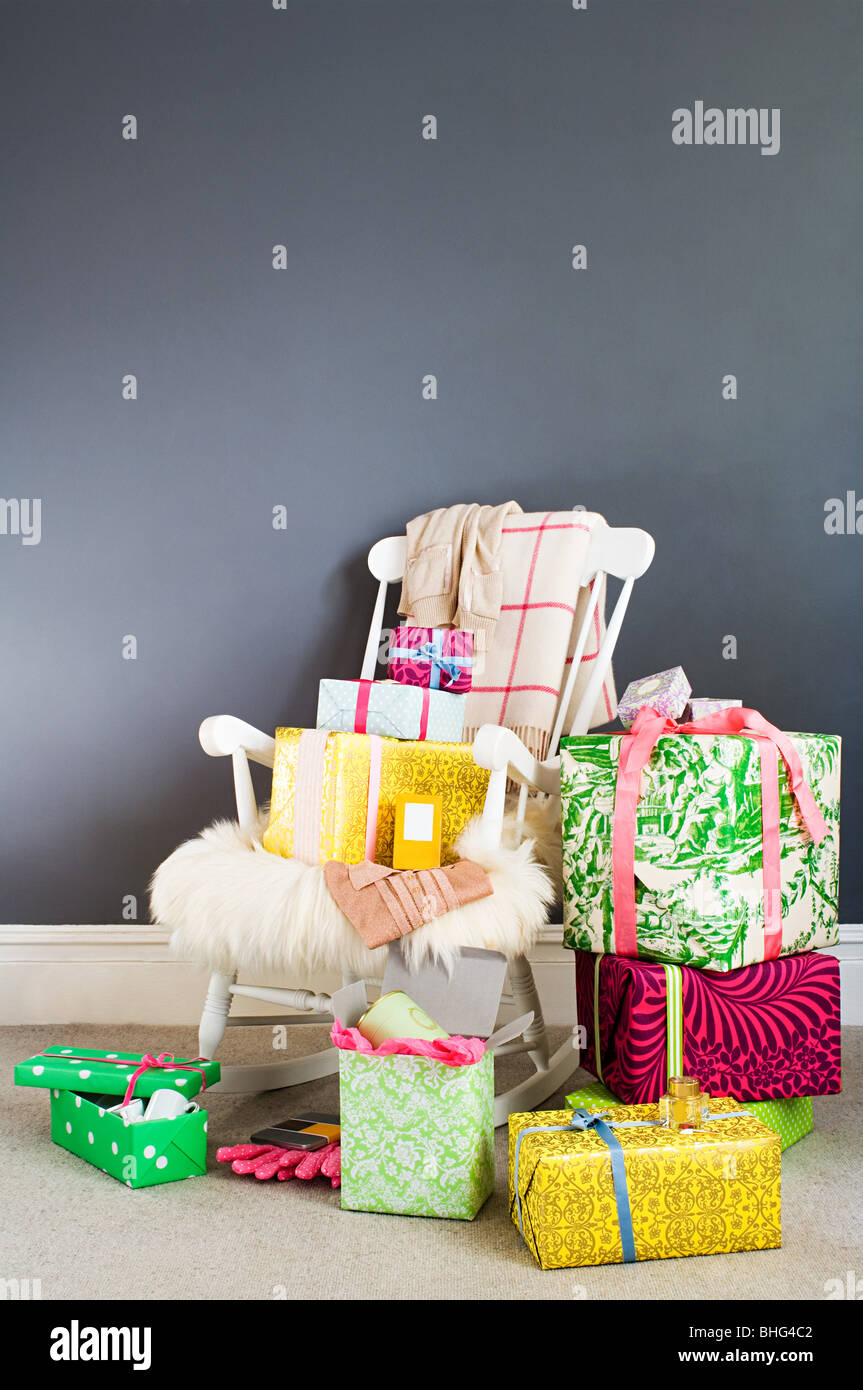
[150,810,556,981]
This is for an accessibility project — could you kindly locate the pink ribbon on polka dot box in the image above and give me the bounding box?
[14,1045,220,1102]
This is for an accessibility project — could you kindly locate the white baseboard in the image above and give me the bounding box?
[1,924,861,1028]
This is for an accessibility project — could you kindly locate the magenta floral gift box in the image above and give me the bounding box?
[387,627,474,693]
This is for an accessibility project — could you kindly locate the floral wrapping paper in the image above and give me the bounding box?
[561,730,840,970]
[263,729,489,865]
[339,1050,494,1219]
[564,1080,814,1152]
[616,667,691,728]
[316,678,466,743]
[387,626,474,693]
[509,1099,781,1269]
[574,950,841,1102]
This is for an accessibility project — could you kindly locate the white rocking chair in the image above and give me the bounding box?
[192,514,654,1124]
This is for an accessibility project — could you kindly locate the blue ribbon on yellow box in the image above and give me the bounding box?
[388,630,473,691]
[514,1107,752,1264]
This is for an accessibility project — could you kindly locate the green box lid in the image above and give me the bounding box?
[14,1046,220,1099]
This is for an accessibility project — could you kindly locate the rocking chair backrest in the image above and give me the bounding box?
[360,513,654,763]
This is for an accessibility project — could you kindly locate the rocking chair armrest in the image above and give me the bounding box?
[199,715,277,769]
[472,724,560,796]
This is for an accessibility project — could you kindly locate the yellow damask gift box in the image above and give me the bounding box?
[509,1099,781,1270]
[263,728,490,866]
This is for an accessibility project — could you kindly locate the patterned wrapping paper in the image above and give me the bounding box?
[263,728,489,866]
[561,729,840,970]
[564,1080,814,1153]
[14,1046,219,1099]
[574,950,841,1102]
[616,667,691,728]
[316,678,466,743]
[388,626,474,693]
[48,1089,208,1189]
[339,1050,494,1219]
[509,1099,781,1270]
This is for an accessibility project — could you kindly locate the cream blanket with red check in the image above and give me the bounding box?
[401,506,616,759]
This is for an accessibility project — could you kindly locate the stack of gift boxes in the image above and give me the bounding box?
[15,649,845,1269]
[509,666,842,1269]
[264,626,484,867]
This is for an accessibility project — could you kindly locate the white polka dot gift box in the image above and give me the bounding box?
[316,677,466,744]
[14,1047,220,1189]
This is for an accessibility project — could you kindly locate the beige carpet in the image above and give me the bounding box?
[2,1022,860,1301]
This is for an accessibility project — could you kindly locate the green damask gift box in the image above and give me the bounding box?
[561,708,840,971]
[338,1050,494,1219]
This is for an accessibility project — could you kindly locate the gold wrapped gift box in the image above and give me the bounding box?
[509,1099,781,1270]
[263,728,490,866]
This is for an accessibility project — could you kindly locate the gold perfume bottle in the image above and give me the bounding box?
[659,1076,710,1130]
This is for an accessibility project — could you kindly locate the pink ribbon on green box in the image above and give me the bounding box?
[611,706,828,961]
[38,1050,211,1108]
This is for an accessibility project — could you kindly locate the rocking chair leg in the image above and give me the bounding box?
[199,970,235,1060]
[508,955,550,1071]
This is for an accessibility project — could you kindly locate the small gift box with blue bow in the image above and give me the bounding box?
[509,1098,781,1269]
[387,626,474,693]
[15,1046,220,1189]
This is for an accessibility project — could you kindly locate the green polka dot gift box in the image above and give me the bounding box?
[15,1047,220,1189]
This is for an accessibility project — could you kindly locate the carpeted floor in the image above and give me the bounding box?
[2,1022,861,1301]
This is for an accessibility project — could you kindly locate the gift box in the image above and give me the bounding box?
[263,728,489,866]
[316,677,466,743]
[14,1046,220,1098]
[564,1080,814,1152]
[561,710,840,970]
[14,1047,220,1189]
[338,1049,494,1219]
[616,667,691,727]
[684,697,742,721]
[574,950,841,1102]
[388,626,474,693]
[509,1099,781,1269]
[48,1089,208,1188]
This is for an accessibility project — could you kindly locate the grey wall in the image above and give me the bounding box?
[2,0,861,925]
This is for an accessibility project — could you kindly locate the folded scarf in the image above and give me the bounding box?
[397,501,522,664]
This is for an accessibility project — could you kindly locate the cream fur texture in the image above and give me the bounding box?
[150,810,556,981]
[504,792,562,886]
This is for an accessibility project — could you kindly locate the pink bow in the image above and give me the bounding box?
[612,706,828,961]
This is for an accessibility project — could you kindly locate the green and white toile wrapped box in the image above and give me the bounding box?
[339,1050,494,1219]
[561,729,840,971]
